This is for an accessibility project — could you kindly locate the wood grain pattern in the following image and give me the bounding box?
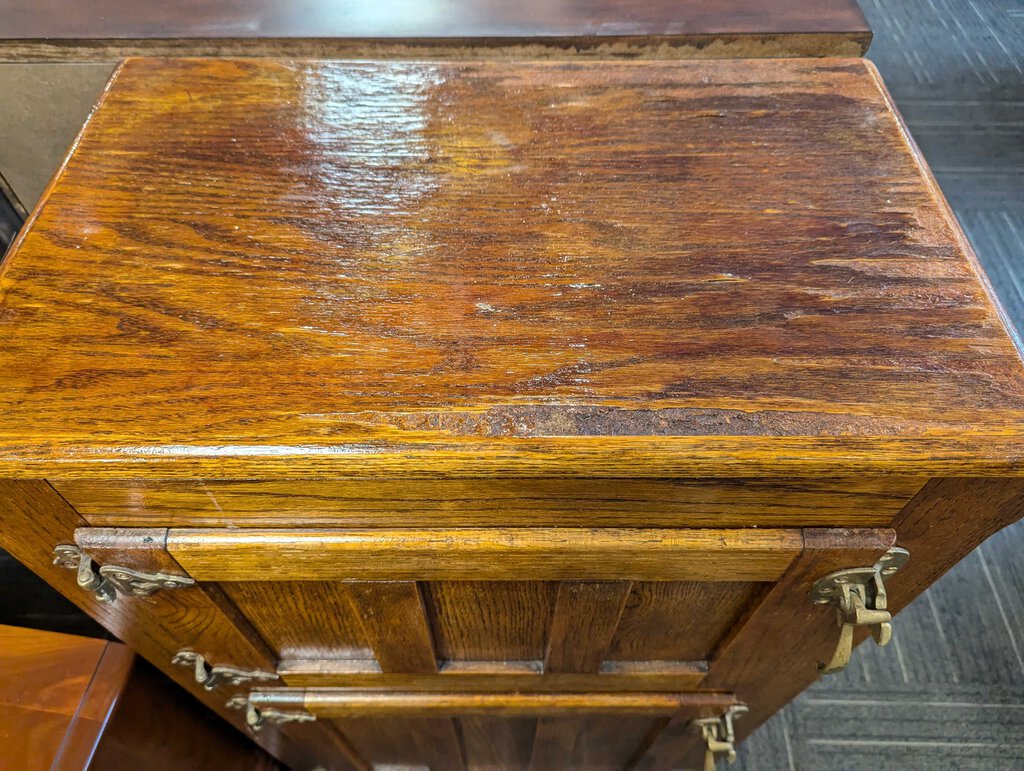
[277,660,708,692]
[72,528,279,671]
[608,581,765,662]
[276,690,738,768]
[462,715,537,769]
[3,52,1024,771]
[52,643,137,769]
[544,581,631,674]
[885,478,1024,615]
[273,721,369,771]
[296,690,735,717]
[163,527,803,581]
[342,582,439,673]
[2,58,1022,480]
[327,707,733,771]
[0,0,871,62]
[219,582,373,660]
[329,716,464,771]
[840,478,1024,665]
[0,706,82,770]
[54,476,924,528]
[530,717,587,771]
[568,715,668,770]
[427,581,558,661]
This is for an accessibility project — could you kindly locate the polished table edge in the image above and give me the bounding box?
[0,31,871,63]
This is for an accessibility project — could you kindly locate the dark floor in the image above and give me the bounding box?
[737,1,1024,768]
[1,0,1022,768]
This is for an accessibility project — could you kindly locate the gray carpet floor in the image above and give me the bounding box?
[736,1,1024,768]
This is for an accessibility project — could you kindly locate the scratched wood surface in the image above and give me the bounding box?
[0,0,871,62]
[0,57,1021,479]
[51,476,926,528]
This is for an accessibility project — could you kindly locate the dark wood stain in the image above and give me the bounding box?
[330,715,464,770]
[0,0,870,61]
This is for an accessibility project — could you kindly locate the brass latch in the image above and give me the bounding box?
[172,650,279,691]
[53,544,195,604]
[226,694,316,732]
[693,704,748,771]
[809,546,909,674]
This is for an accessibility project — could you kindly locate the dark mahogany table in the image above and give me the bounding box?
[0,0,871,61]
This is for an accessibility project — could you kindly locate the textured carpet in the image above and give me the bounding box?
[737,1,1024,768]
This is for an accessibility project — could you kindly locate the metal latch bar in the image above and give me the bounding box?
[810,546,909,674]
[172,650,279,691]
[53,544,195,604]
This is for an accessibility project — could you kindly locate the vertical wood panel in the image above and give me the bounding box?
[220,582,371,660]
[608,581,764,661]
[331,716,465,770]
[529,715,662,770]
[545,581,631,674]
[344,582,438,673]
[426,581,558,661]
[460,716,536,770]
[529,718,585,771]
[572,715,664,769]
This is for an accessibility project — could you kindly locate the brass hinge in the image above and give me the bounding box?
[53,544,195,604]
[693,704,748,771]
[226,694,316,732]
[172,650,279,691]
[810,546,910,674]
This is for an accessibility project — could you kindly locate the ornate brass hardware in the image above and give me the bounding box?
[53,544,116,603]
[172,650,279,691]
[693,704,748,771]
[810,546,909,674]
[226,694,316,732]
[53,544,195,603]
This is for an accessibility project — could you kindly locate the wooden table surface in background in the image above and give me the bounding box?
[0,0,871,61]
[0,57,1021,480]
[0,624,279,770]
[0,623,131,769]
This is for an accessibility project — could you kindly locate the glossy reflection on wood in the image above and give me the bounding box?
[293,690,734,717]
[0,0,871,61]
[0,625,279,770]
[3,55,1024,771]
[160,527,804,581]
[1,58,1022,479]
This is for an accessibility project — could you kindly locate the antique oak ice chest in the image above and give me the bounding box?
[1,58,1022,769]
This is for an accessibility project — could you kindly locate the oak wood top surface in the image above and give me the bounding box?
[1,57,1022,478]
[0,1,870,61]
